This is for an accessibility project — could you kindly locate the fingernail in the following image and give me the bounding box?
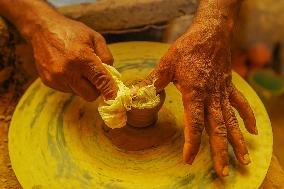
[254,127,258,135]
[183,144,195,165]
[222,166,229,176]
[243,154,251,164]
[184,156,195,165]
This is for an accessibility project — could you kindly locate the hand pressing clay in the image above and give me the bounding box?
[138,0,258,177]
[98,64,160,129]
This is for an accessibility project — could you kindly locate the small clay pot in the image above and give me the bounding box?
[127,90,166,128]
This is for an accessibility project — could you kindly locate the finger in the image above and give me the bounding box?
[51,84,72,93]
[230,85,257,134]
[83,55,118,100]
[39,73,72,93]
[136,50,175,92]
[45,81,72,93]
[182,90,205,165]
[92,32,114,65]
[69,77,100,102]
[222,97,251,165]
[206,94,229,177]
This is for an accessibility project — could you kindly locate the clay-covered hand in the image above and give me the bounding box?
[30,17,117,101]
[139,18,257,176]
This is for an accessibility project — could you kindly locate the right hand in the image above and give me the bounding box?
[138,17,257,177]
[30,17,117,101]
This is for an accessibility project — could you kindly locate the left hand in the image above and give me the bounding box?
[139,18,257,177]
[30,17,117,101]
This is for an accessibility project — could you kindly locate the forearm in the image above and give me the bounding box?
[190,0,243,32]
[0,0,65,41]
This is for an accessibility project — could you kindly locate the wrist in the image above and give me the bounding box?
[198,0,242,18]
[193,0,243,32]
[24,14,68,43]
[21,10,66,42]
[0,0,66,42]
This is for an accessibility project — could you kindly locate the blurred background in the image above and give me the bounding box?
[1,0,284,167]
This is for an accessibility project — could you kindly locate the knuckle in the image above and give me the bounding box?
[94,32,106,44]
[84,95,96,102]
[215,116,225,126]
[212,123,227,137]
[209,100,220,110]
[188,84,206,97]
[68,73,79,86]
[89,71,114,90]
[227,84,234,95]
[102,54,114,65]
[52,68,65,77]
[70,47,94,62]
[191,122,203,135]
[182,90,204,104]
[48,62,68,77]
[100,80,113,93]
[226,114,238,128]
[41,77,53,88]
[224,74,232,86]
[192,111,204,124]
[95,73,112,85]
[188,114,204,135]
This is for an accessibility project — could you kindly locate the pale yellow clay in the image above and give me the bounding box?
[98,63,160,129]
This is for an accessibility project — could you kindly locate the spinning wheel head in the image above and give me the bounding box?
[127,90,166,128]
[9,42,272,189]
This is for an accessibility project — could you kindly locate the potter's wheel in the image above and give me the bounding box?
[9,42,272,189]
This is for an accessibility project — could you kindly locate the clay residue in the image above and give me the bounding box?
[98,64,160,129]
[104,107,178,151]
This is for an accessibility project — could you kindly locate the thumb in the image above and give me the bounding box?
[92,32,114,65]
[136,53,173,92]
[83,54,118,100]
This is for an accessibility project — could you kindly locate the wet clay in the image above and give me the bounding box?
[127,90,166,128]
[98,65,161,129]
[102,79,175,151]
[104,107,178,151]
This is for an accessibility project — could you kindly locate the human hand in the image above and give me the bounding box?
[139,18,257,176]
[30,17,117,101]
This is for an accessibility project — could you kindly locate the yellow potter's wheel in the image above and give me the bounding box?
[9,42,272,189]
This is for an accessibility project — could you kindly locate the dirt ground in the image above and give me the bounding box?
[0,86,22,189]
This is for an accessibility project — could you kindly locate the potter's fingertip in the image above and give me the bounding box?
[183,154,195,165]
[253,127,258,135]
[222,166,229,177]
[248,127,258,135]
[186,160,194,165]
[251,128,258,135]
[243,154,251,165]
